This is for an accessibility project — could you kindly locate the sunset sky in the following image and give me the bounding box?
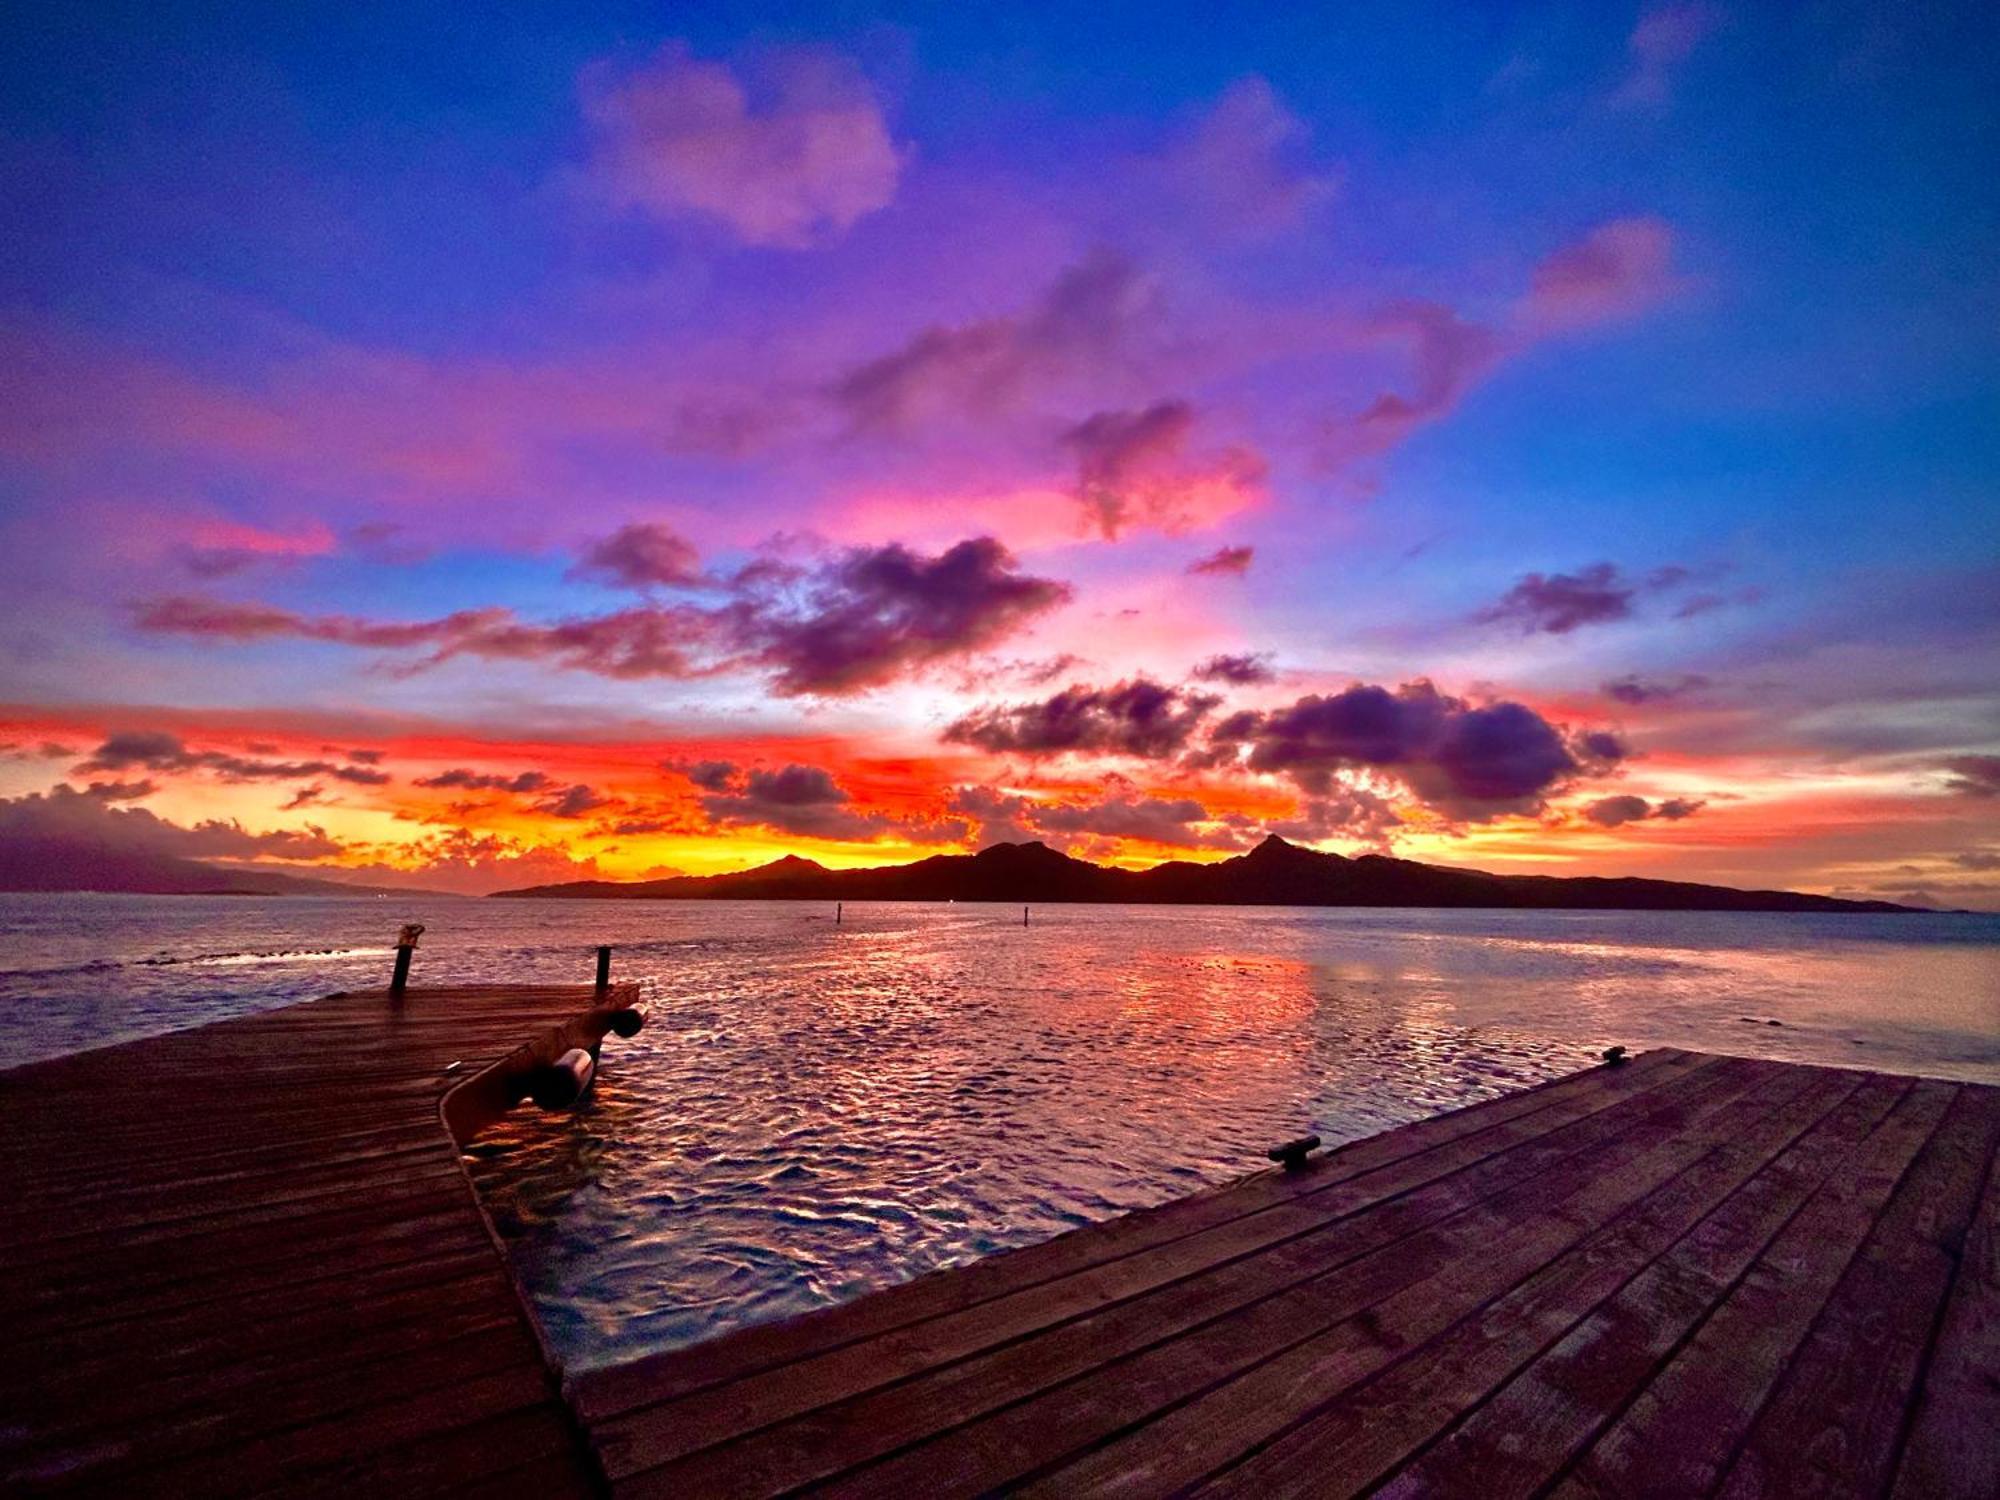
[1,2,1995,904]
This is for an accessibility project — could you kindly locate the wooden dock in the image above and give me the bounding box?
[574,1046,1998,1499]
[3,1004,1994,1498]
[0,981,638,1496]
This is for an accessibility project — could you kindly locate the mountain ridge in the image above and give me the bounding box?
[490,834,1922,913]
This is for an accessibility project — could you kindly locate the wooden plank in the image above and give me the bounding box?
[1349,1070,1909,1498]
[572,1049,1704,1422]
[1544,1076,1961,1500]
[1891,1107,2000,1499]
[1712,1081,1999,1500]
[0,982,623,1496]
[697,1059,1787,1500]
[1001,1061,1843,1500]
[591,1056,1746,1485]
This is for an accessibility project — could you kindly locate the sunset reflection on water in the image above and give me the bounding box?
[464,902,1997,1370]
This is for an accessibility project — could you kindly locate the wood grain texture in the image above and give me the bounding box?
[0,982,634,1497]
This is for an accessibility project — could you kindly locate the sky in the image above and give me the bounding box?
[1,0,1996,903]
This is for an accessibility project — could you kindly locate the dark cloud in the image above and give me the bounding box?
[0,786,345,863]
[740,537,1071,696]
[139,536,1069,699]
[1941,756,2000,798]
[1475,563,1635,635]
[1954,849,2000,872]
[674,759,740,792]
[281,785,323,810]
[77,779,157,802]
[831,250,1155,434]
[134,596,719,681]
[699,764,901,840]
[77,731,393,787]
[1188,545,1254,577]
[944,678,1221,759]
[537,784,611,819]
[415,768,556,794]
[1191,652,1275,685]
[570,522,706,591]
[1219,680,1601,818]
[1603,672,1711,705]
[1583,793,1705,828]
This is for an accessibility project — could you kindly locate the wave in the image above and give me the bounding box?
[0,945,391,982]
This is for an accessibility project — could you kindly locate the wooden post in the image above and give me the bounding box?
[836,902,842,925]
[595,945,612,993]
[390,923,423,996]
[1022,905,1029,927]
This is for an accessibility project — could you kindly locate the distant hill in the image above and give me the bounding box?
[0,838,434,898]
[492,835,1922,913]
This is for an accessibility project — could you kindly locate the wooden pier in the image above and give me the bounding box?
[0,981,637,1496]
[2,1004,1993,1497]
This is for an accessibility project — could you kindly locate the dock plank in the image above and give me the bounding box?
[0,983,634,1496]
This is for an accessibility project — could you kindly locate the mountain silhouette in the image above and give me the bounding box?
[491,834,1920,912]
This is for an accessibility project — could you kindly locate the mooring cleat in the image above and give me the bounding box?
[1266,1134,1322,1170]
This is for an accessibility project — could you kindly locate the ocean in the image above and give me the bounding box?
[2,892,1995,1370]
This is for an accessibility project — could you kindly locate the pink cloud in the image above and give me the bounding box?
[1323,301,1505,469]
[1164,77,1337,238]
[584,43,903,248]
[1518,217,1676,332]
[1062,400,1268,539]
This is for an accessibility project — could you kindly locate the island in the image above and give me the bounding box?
[492,834,1922,913]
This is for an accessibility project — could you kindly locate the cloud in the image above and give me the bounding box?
[944,678,1221,759]
[1603,672,1712,705]
[1518,218,1676,332]
[672,758,740,792]
[0,785,344,864]
[584,42,902,248]
[1267,785,1403,847]
[1188,545,1254,577]
[77,779,157,802]
[1322,219,1676,473]
[76,730,392,786]
[179,520,338,579]
[537,784,612,819]
[1583,793,1706,827]
[1475,563,1636,634]
[570,522,706,590]
[1940,756,2000,798]
[1032,788,1251,851]
[1614,5,1720,110]
[739,537,1072,696]
[415,768,556,793]
[1163,76,1336,238]
[1325,300,1505,468]
[1217,680,1608,819]
[831,250,1157,434]
[1191,652,1275,685]
[137,594,723,681]
[140,536,1069,698]
[698,763,901,840]
[1060,400,1267,539]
